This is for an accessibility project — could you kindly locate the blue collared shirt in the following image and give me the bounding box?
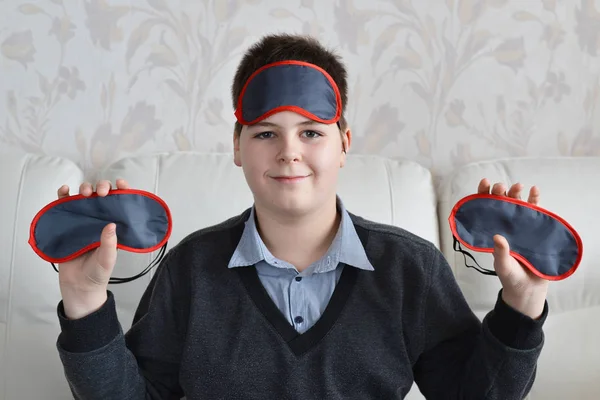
[228,197,374,334]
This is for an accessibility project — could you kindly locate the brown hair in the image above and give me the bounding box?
[231,33,348,136]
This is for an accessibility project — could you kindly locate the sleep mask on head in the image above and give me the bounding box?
[28,189,172,284]
[449,194,583,281]
[234,60,342,126]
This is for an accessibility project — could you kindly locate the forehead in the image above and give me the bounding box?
[246,111,332,130]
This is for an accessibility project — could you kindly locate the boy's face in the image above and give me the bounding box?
[234,111,351,217]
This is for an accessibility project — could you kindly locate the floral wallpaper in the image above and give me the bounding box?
[0,0,599,180]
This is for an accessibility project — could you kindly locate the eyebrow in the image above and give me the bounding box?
[250,120,322,128]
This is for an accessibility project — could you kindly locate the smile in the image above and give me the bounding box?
[271,175,309,183]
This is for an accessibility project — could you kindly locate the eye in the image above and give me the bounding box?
[254,131,274,139]
[302,130,322,139]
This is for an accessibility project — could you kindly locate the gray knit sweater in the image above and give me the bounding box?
[56,209,546,399]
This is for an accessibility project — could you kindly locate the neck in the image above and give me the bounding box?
[254,197,340,272]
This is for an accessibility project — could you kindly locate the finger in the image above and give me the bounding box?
[507,182,523,200]
[96,223,118,273]
[528,185,540,206]
[79,182,93,197]
[57,185,70,199]
[96,180,112,197]
[477,178,491,194]
[115,178,130,190]
[491,183,507,196]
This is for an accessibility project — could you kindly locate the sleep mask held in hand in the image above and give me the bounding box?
[234,60,342,126]
[28,189,172,284]
[449,194,583,281]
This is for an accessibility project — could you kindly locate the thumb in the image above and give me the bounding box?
[96,223,118,272]
[492,234,511,273]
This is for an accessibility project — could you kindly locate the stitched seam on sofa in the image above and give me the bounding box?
[3,153,31,399]
[384,159,395,225]
[149,154,162,281]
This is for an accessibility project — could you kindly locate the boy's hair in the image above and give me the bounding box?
[231,33,349,136]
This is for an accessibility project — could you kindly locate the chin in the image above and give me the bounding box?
[264,195,314,216]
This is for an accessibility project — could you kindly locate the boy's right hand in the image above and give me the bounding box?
[56,179,130,320]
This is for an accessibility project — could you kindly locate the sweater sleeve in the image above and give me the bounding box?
[55,252,188,400]
[412,247,547,400]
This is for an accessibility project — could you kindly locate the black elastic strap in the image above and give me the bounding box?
[51,242,168,284]
[453,236,497,276]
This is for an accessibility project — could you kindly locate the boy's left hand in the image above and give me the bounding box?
[478,178,549,320]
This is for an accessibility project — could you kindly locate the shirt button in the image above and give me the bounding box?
[294,316,304,324]
[295,276,302,282]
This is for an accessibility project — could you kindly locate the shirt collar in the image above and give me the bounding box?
[227,196,374,273]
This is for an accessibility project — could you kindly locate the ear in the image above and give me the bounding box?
[340,128,352,168]
[233,131,242,167]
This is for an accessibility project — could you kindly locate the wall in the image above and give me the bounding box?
[1,0,599,180]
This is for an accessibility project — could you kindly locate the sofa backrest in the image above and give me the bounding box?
[2,150,598,399]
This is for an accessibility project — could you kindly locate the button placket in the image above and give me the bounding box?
[289,274,304,328]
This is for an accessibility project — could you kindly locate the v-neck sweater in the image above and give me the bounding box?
[56,208,546,399]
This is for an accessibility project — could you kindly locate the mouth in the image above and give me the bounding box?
[271,175,310,183]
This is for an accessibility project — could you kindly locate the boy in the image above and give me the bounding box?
[55,34,547,399]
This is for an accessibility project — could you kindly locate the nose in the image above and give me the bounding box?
[277,136,302,163]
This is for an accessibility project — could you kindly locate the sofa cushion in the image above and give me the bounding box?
[0,150,83,398]
[100,152,439,251]
[100,152,438,400]
[0,151,436,399]
[438,157,600,399]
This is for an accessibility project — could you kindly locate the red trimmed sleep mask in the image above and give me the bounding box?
[28,189,172,284]
[234,60,342,126]
[449,194,583,281]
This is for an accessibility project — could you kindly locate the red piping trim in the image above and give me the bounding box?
[28,189,173,264]
[448,193,583,281]
[234,60,342,125]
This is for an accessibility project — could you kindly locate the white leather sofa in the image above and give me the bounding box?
[1,149,598,399]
